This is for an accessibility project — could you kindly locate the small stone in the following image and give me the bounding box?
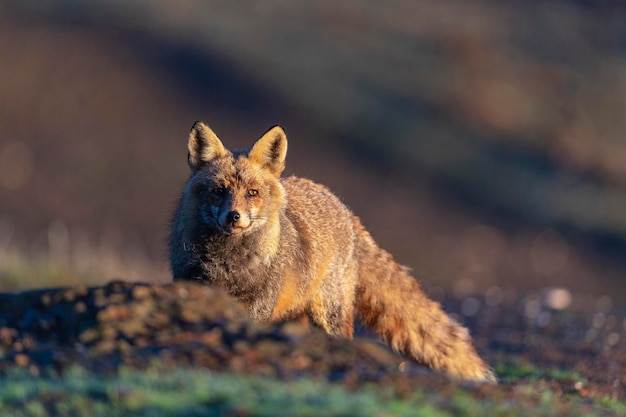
[148,312,170,328]
[233,340,250,354]
[97,305,130,321]
[0,327,17,343]
[94,289,107,308]
[75,286,88,297]
[200,328,223,346]
[115,339,132,353]
[108,293,127,305]
[109,281,125,294]
[118,320,148,338]
[79,328,100,344]
[254,340,280,356]
[177,286,189,299]
[180,307,202,324]
[14,354,29,367]
[135,337,150,347]
[288,353,313,370]
[91,339,116,356]
[131,300,154,319]
[40,294,52,306]
[101,326,118,340]
[63,290,77,303]
[22,335,35,350]
[132,286,152,299]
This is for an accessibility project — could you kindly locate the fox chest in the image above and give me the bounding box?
[195,241,279,292]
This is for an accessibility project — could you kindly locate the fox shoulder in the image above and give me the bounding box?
[281,176,356,261]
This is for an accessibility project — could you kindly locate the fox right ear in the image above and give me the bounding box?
[249,126,288,177]
[187,121,229,170]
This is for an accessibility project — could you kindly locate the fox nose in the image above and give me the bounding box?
[226,210,241,224]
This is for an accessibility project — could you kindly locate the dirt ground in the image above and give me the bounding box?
[0,281,623,403]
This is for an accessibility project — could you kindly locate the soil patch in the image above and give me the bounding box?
[0,281,623,402]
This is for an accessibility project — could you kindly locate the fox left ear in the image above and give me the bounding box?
[249,126,288,177]
[187,121,229,171]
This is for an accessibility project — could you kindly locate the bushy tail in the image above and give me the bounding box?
[352,217,496,383]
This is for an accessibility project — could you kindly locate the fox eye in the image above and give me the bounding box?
[212,187,228,197]
[247,189,259,197]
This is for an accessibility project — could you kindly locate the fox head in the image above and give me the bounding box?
[185,121,287,235]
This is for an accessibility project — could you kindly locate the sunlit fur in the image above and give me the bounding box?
[169,122,496,383]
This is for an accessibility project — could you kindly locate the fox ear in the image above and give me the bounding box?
[248,126,288,177]
[187,121,229,170]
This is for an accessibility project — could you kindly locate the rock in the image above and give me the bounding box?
[14,353,29,367]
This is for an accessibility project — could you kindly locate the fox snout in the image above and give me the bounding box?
[215,206,251,232]
[226,210,240,224]
[224,209,251,230]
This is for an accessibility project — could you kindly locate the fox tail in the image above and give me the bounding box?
[352,216,496,383]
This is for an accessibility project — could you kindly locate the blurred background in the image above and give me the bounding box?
[1,1,625,309]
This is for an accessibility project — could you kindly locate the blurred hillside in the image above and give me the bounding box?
[1,1,626,305]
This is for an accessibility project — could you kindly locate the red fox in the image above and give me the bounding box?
[169,122,496,383]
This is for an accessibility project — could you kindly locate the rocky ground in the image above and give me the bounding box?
[0,281,623,404]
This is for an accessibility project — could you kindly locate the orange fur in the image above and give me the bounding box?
[271,267,304,320]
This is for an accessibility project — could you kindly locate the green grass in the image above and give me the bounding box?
[0,365,623,417]
[0,367,411,417]
[494,359,587,384]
